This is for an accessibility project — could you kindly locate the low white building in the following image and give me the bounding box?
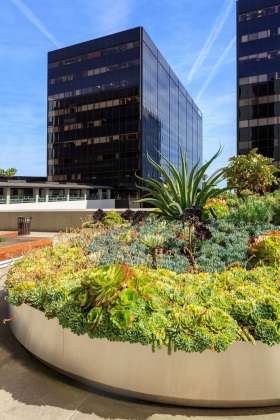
[0,180,114,210]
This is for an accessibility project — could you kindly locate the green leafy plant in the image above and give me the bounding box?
[227,195,273,225]
[7,259,280,353]
[224,149,279,195]
[141,233,165,268]
[82,220,95,229]
[102,211,125,226]
[74,264,132,308]
[0,167,17,177]
[249,232,280,266]
[203,198,229,220]
[137,148,227,220]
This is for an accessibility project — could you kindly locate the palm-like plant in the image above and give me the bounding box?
[137,148,227,220]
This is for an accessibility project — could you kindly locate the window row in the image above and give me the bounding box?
[239,48,280,63]
[48,119,105,133]
[241,28,280,43]
[239,94,280,107]
[51,132,138,147]
[239,80,280,99]
[49,59,140,85]
[239,102,280,119]
[48,96,138,117]
[238,73,279,86]
[48,41,140,69]
[48,80,131,100]
[239,116,280,128]
[239,4,280,22]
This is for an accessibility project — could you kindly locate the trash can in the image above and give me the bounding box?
[17,217,32,236]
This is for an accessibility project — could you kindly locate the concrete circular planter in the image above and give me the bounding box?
[9,303,280,408]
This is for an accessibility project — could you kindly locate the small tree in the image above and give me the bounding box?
[0,167,17,177]
[224,149,279,195]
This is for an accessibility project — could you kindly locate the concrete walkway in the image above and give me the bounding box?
[1,268,280,420]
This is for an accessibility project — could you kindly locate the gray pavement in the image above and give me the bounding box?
[1,268,280,420]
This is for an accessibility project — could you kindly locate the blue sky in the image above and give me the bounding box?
[0,0,236,175]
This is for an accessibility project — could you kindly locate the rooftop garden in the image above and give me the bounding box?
[6,149,280,354]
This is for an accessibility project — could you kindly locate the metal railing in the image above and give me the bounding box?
[10,196,36,203]
[69,196,84,201]
[48,195,67,202]
[0,194,110,204]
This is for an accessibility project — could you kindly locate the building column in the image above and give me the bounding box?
[4,187,10,204]
[34,187,39,203]
[83,189,88,200]
[45,188,49,202]
[97,189,102,200]
[106,189,111,199]
[65,188,70,201]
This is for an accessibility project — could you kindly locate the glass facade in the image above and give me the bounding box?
[142,30,202,179]
[48,27,203,197]
[237,0,280,166]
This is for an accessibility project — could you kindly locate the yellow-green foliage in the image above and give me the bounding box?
[203,198,229,220]
[6,245,90,297]
[6,255,280,353]
[250,233,280,266]
[102,211,124,226]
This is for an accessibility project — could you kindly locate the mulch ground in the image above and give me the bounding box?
[0,238,52,261]
[0,231,17,239]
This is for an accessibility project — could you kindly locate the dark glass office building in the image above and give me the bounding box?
[48,27,203,197]
[237,0,280,166]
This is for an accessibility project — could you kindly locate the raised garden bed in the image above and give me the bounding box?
[10,303,280,408]
[6,187,280,407]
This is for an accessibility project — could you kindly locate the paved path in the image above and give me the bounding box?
[1,268,280,420]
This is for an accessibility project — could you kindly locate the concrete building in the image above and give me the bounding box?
[0,177,113,210]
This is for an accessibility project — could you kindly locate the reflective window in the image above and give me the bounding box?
[239,4,280,22]
[49,59,139,85]
[239,49,280,63]
[48,41,140,69]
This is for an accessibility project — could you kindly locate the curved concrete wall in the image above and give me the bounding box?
[10,304,280,408]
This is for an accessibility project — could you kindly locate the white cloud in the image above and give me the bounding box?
[187,0,234,83]
[9,0,61,48]
[196,36,236,102]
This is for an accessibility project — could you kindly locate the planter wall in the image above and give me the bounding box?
[9,304,280,408]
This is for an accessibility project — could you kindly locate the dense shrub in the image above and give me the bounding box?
[102,211,124,226]
[267,190,280,225]
[249,232,280,266]
[226,195,273,225]
[203,198,229,220]
[197,221,250,272]
[224,149,279,195]
[88,217,191,273]
[7,260,280,353]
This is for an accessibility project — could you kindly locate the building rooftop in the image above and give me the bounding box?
[0,181,112,189]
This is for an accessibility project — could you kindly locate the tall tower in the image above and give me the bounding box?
[47,28,203,198]
[237,0,280,166]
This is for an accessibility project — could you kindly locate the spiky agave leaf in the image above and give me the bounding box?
[137,148,226,219]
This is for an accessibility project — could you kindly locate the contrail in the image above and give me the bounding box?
[187,0,234,83]
[196,36,236,102]
[9,0,61,48]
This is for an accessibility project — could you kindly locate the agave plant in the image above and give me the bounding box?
[137,148,227,220]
